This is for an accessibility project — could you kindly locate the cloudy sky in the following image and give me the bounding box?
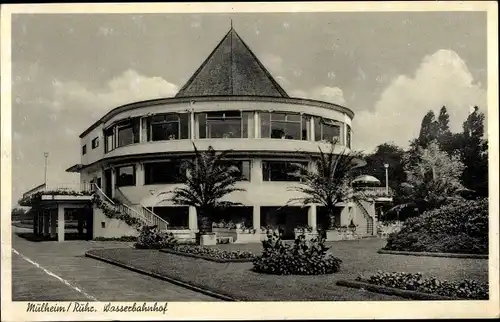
[11,12,487,205]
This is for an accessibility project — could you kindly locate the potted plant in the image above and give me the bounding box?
[196,216,217,246]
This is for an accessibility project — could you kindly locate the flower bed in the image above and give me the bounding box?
[355,271,488,300]
[134,225,177,249]
[384,198,488,254]
[252,232,342,275]
[161,245,255,262]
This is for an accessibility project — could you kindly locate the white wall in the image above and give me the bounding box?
[81,123,105,166]
[92,207,138,238]
[104,139,349,160]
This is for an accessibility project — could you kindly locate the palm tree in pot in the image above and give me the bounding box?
[159,143,245,243]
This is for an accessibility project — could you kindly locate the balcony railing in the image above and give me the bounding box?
[22,183,93,198]
[353,186,394,198]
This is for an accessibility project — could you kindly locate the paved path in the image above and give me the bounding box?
[11,227,218,301]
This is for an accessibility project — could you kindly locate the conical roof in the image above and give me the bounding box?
[175,28,289,98]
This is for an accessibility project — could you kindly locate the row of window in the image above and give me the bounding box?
[113,160,309,187]
[99,111,352,154]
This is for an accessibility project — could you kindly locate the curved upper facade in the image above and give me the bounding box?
[75,27,354,170]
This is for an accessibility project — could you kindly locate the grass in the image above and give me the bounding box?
[86,238,488,301]
[87,247,401,301]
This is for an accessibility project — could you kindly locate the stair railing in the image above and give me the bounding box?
[92,184,149,226]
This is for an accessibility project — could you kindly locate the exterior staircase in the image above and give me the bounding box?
[354,199,374,236]
[93,184,169,231]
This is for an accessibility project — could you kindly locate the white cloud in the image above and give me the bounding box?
[51,69,178,113]
[353,49,487,152]
[291,86,346,106]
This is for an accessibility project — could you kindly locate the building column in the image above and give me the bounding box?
[252,206,261,230]
[111,168,116,198]
[251,159,263,183]
[136,163,144,186]
[190,111,195,139]
[310,116,315,141]
[50,209,57,238]
[37,211,43,235]
[188,206,198,231]
[43,211,50,236]
[57,205,65,242]
[253,111,260,138]
[308,205,317,231]
[33,210,39,235]
[343,115,348,147]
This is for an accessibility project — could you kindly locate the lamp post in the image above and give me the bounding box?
[384,163,389,195]
[44,152,49,185]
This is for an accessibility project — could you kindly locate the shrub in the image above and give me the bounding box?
[171,245,254,260]
[385,198,488,254]
[252,231,342,275]
[357,271,488,300]
[134,225,177,249]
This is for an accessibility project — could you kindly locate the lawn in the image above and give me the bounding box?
[87,238,488,301]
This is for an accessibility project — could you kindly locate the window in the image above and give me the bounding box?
[220,160,251,181]
[314,117,342,143]
[262,161,307,182]
[116,119,140,148]
[149,113,189,141]
[260,112,306,140]
[91,137,99,149]
[82,145,87,155]
[144,161,185,184]
[116,165,136,187]
[346,125,352,148]
[104,128,114,153]
[197,111,250,139]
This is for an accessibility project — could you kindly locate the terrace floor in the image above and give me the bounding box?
[10,226,218,301]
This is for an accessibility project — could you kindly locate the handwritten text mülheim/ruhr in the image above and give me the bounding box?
[26,302,169,314]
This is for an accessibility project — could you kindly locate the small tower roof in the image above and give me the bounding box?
[175,27,289,98]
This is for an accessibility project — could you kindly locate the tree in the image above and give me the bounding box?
[400,140,467,212]
[460,106,488,197]
[11,207,28,220]
[417,110,439,148]
[436,106,455,154]
[286,141,367,230]
[159,144,246,234]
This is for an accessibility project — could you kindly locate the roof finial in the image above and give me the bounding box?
[230,18,233,30]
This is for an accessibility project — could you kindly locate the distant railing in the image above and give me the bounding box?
[355,186,393,197]
[22,182,93,199]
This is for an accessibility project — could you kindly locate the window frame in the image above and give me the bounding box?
[314,116,342,143]
[198,111,248,139]
[219,160,251,181]
[116,119,140,148]
[148,113,189,141]
[82,144,87,155]
[91,137,99,149]
[116,165,136,187]
[262,160,308,182]
[261,112,306,140]
[144,160,186,185]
